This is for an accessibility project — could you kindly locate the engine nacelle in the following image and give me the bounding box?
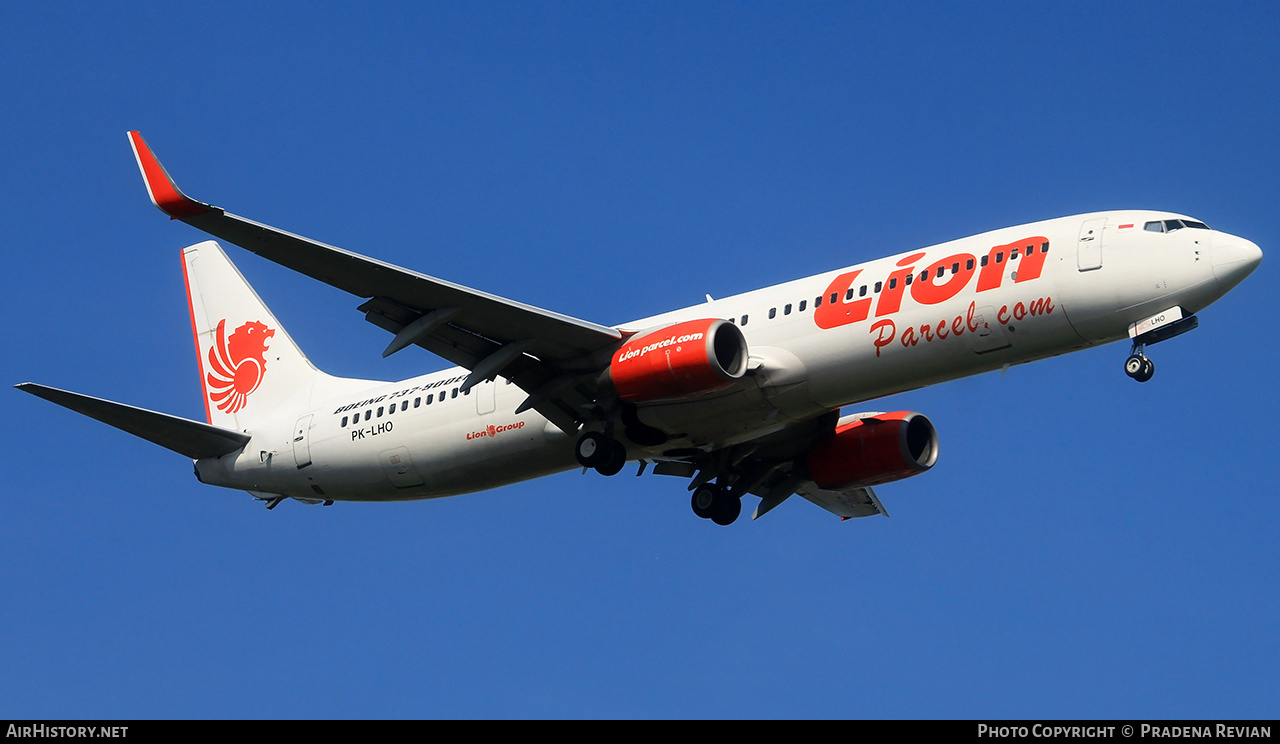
[609,318,749,403]
[805,411,938,490]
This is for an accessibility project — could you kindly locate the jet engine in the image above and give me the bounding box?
[805,411,938,490]
[608,318,749,403]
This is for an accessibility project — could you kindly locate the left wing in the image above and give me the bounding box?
[128,131,622,432]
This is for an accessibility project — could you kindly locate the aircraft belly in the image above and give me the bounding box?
[633,386,806,449]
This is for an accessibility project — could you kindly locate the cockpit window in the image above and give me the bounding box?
[1145,219,1212,233]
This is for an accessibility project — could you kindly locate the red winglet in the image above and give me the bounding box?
[127,131,213,219]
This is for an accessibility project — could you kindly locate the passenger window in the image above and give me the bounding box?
[889,278,897,289]
[874,281,882,293]
[377,406,384,417]
[451,388,458,399]
[740,315,748,326]
[859,285,867,297]
[1011,248,1020,259]
[996,252,1004,263]
[769,307,777,319]
[845,289,854,300]
[829,293,837,304]
[1040,242,1049,253]
[401,401,408,411]
[364,410,371,421]
[951,263,959,274]
[981,255,989,267]
[799,300,807,311]
[814,296,822,307]
[341,416,348,427]
[427,393,434,404]
[966,259,974,270]
[905,273,913,286]
[784,303,792,315]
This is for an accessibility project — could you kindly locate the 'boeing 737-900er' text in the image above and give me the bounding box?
[16,132,1264,524]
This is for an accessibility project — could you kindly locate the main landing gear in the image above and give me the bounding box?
[575,429,744,526]
[690,483,742,526]
[575,431,627,477]
[1124,343,1155,383]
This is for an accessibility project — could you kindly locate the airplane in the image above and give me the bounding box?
[16,132,1264,525]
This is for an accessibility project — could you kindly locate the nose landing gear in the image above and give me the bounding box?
[1121,309,1201,384]
[1124,343,1155,383]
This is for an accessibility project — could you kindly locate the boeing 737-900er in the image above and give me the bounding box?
[17,132,1264,525]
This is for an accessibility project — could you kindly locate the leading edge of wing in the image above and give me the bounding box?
[127,131,622,362]
[16,383,250,460]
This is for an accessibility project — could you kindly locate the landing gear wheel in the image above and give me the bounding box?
[594,440,627,477]
[575,432,608,468]
[1136,357,1155,383]
[710,494,742,526]
[1124,354,1155,383]
[690,485,741,525]
[691,487,717,519]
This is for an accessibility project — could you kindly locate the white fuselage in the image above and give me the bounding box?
[194,210,1258,503]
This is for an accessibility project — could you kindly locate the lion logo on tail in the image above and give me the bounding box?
[206,319,275,413]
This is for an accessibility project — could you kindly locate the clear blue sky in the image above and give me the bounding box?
[2,2,1276,719]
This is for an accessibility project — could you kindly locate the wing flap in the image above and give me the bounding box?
[180,210,622,361]
[17,383,250,460]
[795,483,887,519]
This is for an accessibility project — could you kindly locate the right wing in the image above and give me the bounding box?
[128,132,623,432]
[652,409,897,521]
[793,483,888,519]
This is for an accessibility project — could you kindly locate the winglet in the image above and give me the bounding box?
[127,131,217,219]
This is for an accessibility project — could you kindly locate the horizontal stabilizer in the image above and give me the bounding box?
[16,383,250,460]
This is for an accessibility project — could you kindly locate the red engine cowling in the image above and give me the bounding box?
[806,411,938,490]
[609,318,749,403]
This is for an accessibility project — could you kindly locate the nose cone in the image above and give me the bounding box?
[1212,234,1263,292]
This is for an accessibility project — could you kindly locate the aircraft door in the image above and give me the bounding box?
[1077,217,1106,271]
[379,446,424,488]
[476,380,496,416]
[969,305,1012,354]
[292,414,313,469]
